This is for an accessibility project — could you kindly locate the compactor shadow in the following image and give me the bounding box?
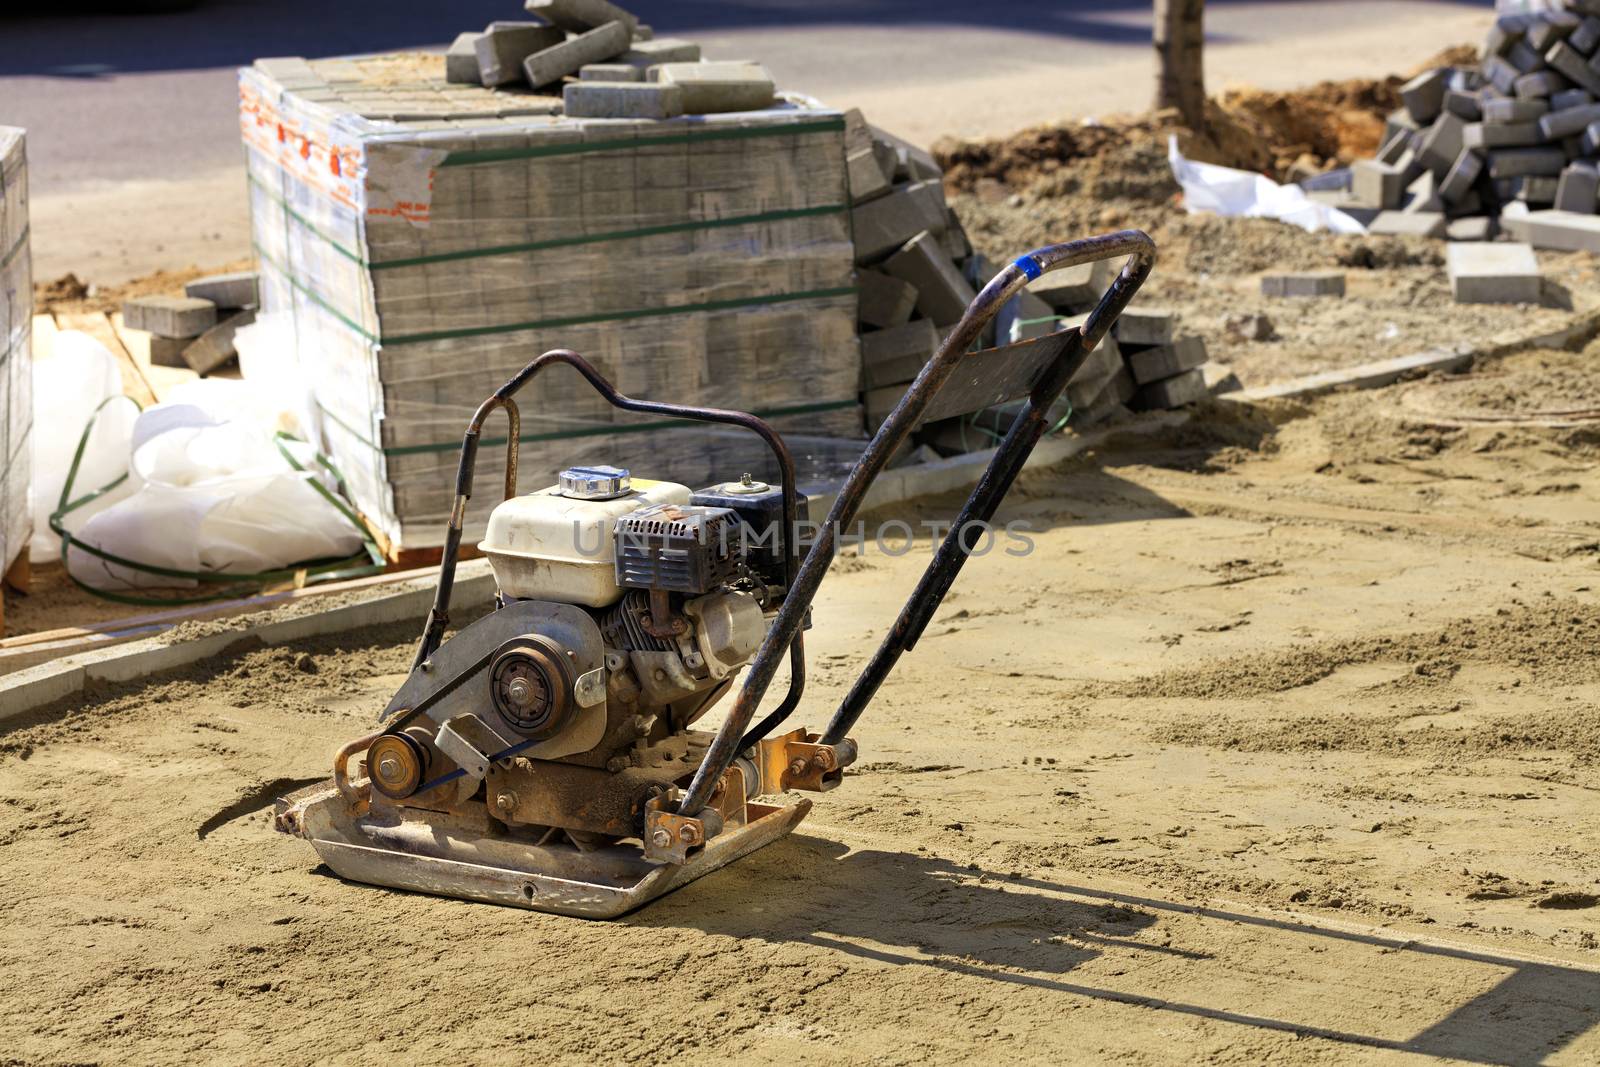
[631,834,1600,1065]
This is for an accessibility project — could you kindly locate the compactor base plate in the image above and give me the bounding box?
[275,780,811,919]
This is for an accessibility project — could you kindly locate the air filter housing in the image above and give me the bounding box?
[614,503,742,595]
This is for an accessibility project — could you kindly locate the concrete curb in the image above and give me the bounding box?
[1220,306,1600,404]
[0,563,497,725]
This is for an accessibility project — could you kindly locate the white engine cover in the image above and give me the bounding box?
[479,478,692,606]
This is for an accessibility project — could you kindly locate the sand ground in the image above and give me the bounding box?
[4,344,1600,1064]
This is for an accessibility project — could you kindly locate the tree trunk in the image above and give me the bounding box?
[1154,0,1206,132]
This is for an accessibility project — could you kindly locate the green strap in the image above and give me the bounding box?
[435,115,845,168]
[257,241,854,349]
[381,286,856,346]
[379,396,860,457]
[247,172,364,264]
[370,203,847,271]
[255,245,379,342]
[0,224,27,273]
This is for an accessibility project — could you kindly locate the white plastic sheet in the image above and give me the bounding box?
[65,409,363,591]
[1167,135,1367,235]
[29,331,137,558]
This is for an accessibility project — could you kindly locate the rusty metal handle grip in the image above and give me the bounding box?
[684,231,1158,815]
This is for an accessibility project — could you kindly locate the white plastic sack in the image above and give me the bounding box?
[64,410,363,591]
[29,331,137,558]
[1167,135,1367,235]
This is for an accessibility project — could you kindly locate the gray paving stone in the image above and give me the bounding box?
[475,22,564,87]
[578,63,642,81]
[523,21,629,88]
[883,230,976,327]
[851,180,948,262]
[647,62,775,114]
[1555,161,1599,212]
[857,269,917,329]
[1130,367,1207,411]
[1126,335,1209,385]
[1446,241,1541,303]
[123,295,217,338]
[1114,306,1177,346]
[1260,271,1346,298]
[561,81,683,119]
[446,32,483,85]
[860,318,938,389]
[1367,211,1447,237]
[525,0,639,35]
[1401,68,1448,123]
[184,271,257,309]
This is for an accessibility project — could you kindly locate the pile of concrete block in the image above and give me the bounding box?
[440,0,775,118]
[849,114,1215,440]
[0,127,30,581]
[122,271,258,375]
[243,44,859,552]
[1339,0,1600,247]
[906,260,1217,453]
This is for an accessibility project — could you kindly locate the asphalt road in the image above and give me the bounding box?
[0,0,1494,283]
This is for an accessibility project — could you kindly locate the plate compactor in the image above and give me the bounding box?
[275,234,1155,918]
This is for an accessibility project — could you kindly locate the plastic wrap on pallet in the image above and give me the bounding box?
[241,52,864,552]
[0,127,32,577]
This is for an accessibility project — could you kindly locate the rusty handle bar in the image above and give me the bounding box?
[407,349,809,723]
[685,231,1158,815]
[821,234,1156,744]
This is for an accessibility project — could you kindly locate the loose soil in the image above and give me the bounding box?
[5,345,1600,1063]
[936,44,1600,390]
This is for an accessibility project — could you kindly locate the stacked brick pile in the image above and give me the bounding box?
[243,16,858,552]
[1343,0,1600,249]
[122,273,259,375]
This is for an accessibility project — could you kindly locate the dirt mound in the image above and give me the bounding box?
[935,44,1477,198]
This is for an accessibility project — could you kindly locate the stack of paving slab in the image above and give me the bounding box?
[852,128,1212,447]
[0,128,30,581]
[122,273,259,375]
[243,0,861,552]
[1341,0,1600,248]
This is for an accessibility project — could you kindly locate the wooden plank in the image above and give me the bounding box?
[110,311,199,400]
[54,311,158,407]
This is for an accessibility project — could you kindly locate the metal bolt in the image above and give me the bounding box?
[788,758,808,778]
[811,751,835,771]
[677,824,700,844]
[495,791,517,812]
[650,828,672,848]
